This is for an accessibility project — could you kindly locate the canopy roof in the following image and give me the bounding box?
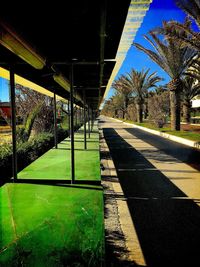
[0,0,152,110]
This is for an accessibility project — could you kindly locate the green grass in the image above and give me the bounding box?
[162,130,200,142]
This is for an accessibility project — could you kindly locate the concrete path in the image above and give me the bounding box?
[100,116,200,267]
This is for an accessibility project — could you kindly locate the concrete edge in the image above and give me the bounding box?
[110,117,200,150]
[99,128,147,266]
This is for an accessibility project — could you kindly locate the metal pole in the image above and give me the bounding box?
[70,63,75,183]
[91,109,93,132]
[82,107,84,125]
[83,89,87,150]
[80,108,83,126]
[68,99,70,138]
[75,106,78,129]
[88,108,90,138]
[53,93,58,149]
[9,67,17,181]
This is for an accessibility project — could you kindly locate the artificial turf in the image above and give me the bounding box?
[0,122,104,266]
[0,183,104,266]
[18,124,100,181]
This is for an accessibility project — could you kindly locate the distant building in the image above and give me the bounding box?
[191,99,200,109]
[0,102,11,123]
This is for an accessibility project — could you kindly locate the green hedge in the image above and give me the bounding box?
[0,128,69,184]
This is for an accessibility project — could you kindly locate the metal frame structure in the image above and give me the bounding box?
[53,93,58,149]
[9,67,17,181]
[0,0,152,184]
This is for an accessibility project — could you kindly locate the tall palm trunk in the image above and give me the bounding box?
[168,79,182,131]
[144,101,148,119]
[182,100,191,123]
[136,101,143,123]
[124,95,129,119]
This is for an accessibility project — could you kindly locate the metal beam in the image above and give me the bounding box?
[83,89,87,150]
[9,67,17,181]
[75,107,78,128]
[70,63,75,183]
[88,108,90,139]
[75,87,100,90]
[53,93,58,149]
[52,61,100,66]
[91,109,94,132]
[68,99,70,137]
[99,0,107,107]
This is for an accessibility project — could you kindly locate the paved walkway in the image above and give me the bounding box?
[18,123,100,182]
[100,116,200,267]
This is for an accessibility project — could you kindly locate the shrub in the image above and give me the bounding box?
[0,143,12,159]
[0,130,68,184]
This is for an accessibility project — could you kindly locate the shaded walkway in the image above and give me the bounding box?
[18,125,100,182]
[100,116,200,267]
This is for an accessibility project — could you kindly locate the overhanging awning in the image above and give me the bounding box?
[0,0,151,110]
[102,0,153,104]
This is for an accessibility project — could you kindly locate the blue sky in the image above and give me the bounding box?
[0,77,9,102]
[106,0,196,99]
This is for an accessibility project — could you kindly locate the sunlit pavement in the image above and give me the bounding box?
[100,115,200,267]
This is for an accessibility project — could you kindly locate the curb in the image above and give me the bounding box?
[110,118,200,150]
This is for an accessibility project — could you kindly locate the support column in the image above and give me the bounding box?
[83,89,87,150]
[68,99,70,138]
[53,93,58,149]
[81,107,83,125]
[70,63,75,183]
[88,108,90,138]
[91,109,94,132]
[10,67,17,181]
[75,107,78,129]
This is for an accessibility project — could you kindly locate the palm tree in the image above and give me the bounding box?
[112,75,133,119]
[121,68,162,123]
[158,1,200,52]
[133,22,197,130]
[176,0,200,27]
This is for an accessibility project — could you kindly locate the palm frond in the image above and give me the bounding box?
[159,19,200,51]
[133,20,197,80]
[176,0,200,27]
[133,42,173,77]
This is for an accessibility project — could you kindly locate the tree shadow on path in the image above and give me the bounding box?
[125,127,200,172]
[103,128,200,267]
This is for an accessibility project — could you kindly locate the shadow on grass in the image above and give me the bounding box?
[14,179,101,187]
[54,148,99,151]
